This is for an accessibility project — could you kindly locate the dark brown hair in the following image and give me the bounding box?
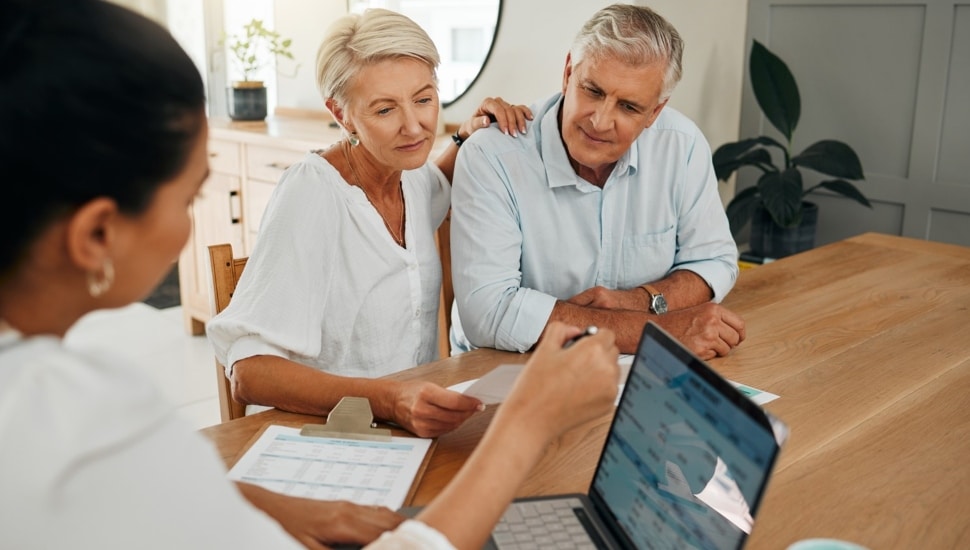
[0,0,206,280]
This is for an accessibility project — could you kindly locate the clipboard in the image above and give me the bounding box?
[300,396,393,441]
[226,397,437,508]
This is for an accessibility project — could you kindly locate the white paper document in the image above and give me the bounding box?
[227,425,433,509]
[451,356,779,407]
[459,364,524,404]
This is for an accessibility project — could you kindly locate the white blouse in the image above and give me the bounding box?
[207,152,450,379]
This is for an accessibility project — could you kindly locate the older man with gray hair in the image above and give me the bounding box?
[451,3,745,358]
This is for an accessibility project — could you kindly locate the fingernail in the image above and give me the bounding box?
[477,403,486,411]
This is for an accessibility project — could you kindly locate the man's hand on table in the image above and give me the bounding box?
[656,303,746,360]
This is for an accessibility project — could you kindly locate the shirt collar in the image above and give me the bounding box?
[0,319,21,350]
[537,94,638,190]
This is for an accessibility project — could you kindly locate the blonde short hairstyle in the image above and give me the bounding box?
[570,4,684,100]
[316,8,440,107]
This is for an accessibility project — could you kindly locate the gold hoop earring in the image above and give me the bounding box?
[348,132,360,147]
[87,258,115,298]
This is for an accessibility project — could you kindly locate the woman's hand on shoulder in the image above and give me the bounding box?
[458,97,533,141]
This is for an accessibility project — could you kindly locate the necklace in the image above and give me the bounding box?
[342,142,406,248]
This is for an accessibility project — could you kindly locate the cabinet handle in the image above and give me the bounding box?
[229,190,241,224]
[209,152,219,158]
[266,162,290,170]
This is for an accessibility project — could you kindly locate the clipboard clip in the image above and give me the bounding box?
[300,396,392,441]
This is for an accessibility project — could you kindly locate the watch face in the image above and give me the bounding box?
[652,294,668,314]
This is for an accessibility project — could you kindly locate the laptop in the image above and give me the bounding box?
[479,321,789,549]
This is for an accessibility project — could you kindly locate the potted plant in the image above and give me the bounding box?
[223,19,294,121]
[713,40,869,258]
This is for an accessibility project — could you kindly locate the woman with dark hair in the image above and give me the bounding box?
[0,3,619,549]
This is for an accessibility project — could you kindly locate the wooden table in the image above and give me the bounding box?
[201,233,970,549]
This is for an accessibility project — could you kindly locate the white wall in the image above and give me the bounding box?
[273,0,346,110]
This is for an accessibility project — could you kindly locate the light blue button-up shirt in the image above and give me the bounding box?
[451,94,738,353]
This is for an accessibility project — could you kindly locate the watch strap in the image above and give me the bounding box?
[451,130,466,148]
[640,284,662,299]
[639,284,666,314]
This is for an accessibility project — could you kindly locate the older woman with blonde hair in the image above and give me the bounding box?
[207,9,532,437]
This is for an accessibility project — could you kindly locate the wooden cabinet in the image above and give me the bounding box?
[178,139,245,334]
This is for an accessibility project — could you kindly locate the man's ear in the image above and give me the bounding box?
[64,198,119,272]
[561,52,574,95]
[644,98,669,128]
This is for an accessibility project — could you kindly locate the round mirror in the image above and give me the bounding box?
[348,0,502,106]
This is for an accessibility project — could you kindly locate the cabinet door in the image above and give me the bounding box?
[242,145,307,253]
[243,178,277,255]
[178,172,245,334]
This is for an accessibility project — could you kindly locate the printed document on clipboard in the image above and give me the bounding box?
[226,398,434,509]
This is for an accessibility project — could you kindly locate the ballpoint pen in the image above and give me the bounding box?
[563,325,598,348]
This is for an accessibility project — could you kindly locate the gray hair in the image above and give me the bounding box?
[570,4,684,99]
[316,8,440,107]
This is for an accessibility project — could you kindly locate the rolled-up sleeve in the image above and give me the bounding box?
[206,161,336,375]
[669,127,738,303]
[450,139,555,352]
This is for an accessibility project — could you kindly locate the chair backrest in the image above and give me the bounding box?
[436,215,453,359]
[208,243,248,422]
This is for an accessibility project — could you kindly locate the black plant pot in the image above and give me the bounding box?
[227,83,267,121]
[750,202,818,259]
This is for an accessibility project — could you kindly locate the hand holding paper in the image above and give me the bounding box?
[449,355,778,406]
[452,364,526,405]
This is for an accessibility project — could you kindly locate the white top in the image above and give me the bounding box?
[0,327,453,549]
[450,94,738,352]
[207,152,450,378]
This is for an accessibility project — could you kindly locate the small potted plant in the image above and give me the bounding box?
[223,19,294,121]
[713,40,870,259]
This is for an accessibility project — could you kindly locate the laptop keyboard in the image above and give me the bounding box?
[491,498,600,549]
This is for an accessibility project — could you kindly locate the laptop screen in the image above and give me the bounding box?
[590,324,782,549]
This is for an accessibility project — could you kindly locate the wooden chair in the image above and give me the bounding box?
[208,244,248,422]
[436,215,454,359]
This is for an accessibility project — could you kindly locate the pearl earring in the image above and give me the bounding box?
[87,258,115,297]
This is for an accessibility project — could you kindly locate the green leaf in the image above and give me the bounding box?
[792,140,864,179]
[750,40,800,142]
[714,148,774,181]
[758,169,803,227]
[725,186,761,236]
[814,179,872,207]
[712,136,788,177]
[713,138,761,162]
